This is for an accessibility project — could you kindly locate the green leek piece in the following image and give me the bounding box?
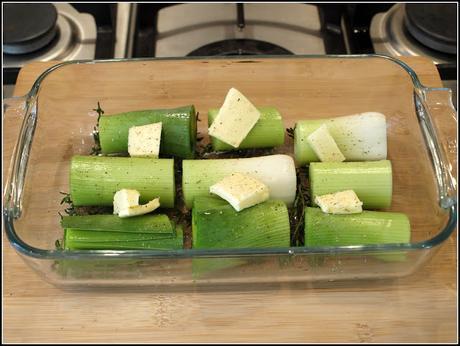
[208,107,285,151]
[304,207,410,246]
[304,207,410,261]
[63,226,183,250]
[61,214,174,234]
[70,156,175,207]
[98,105,197,158]
[309,160,392,209]
[192,196,290,249]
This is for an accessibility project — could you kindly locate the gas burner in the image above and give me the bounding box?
[154,3,325,57]
[188,39,293,56]
[4,3,58,55]
[3,3,97,69]
[405,4,456,55]
[370,3,456,64]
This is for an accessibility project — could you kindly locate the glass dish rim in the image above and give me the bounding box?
[3,53,457,260]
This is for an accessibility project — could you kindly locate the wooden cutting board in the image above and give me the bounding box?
[3,57,457,343]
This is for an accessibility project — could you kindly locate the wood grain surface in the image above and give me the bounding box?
[3,57,457,343]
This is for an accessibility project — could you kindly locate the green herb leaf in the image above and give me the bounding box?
[59,191,77,216]
[92,101,105,123]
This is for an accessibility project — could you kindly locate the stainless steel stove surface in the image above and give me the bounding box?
[154,3,325,57]
[3,3,456,105]
[3,3,97,69]
[370,3,456,65]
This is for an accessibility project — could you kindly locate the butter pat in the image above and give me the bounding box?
[210,172,269,211]
[208,88,261,148]
[118,198,160,218]
[307,124,345,162]
[113,189,160,218]
[113,189,140,215]
[315,190,363,214]
[128,122,162,158]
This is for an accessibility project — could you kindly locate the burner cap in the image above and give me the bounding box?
[404,3,457,54]
[4,3,58,55]
[187,39,293,56]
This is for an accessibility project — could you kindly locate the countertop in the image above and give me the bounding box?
[3,58,457,343]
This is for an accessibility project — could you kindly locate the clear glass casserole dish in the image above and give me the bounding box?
[3,55,457,288]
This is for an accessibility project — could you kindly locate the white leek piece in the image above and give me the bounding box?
[183,154,296,208]
[295,112,387,165]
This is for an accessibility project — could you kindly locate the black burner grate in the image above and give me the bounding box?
[187,39,293,56]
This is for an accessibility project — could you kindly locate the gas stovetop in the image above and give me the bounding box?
[370,3,456,65]
[3,3,97,69]
[154,3,326,57]
[3,3,456,101]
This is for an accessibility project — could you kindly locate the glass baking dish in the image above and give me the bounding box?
[3,55,457,288]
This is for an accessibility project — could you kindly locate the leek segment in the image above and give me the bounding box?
[309,160,392,209]
[182,154,297,208]
[70,156,175,208]
[294,112,387,165]
[192,196,290,250]
[208,107,285,151]
[99,105,197,159]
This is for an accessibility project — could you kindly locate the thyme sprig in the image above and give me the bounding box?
[286,127,295,139]
[199,147,275,160]
[90,101,104,155]
[55,239,63,250]
[59,191,77,216]
[196,143,214,158]
[289,167,310,246]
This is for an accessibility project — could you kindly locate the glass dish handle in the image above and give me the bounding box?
[416,87,457,209]
[3,95,37,219]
